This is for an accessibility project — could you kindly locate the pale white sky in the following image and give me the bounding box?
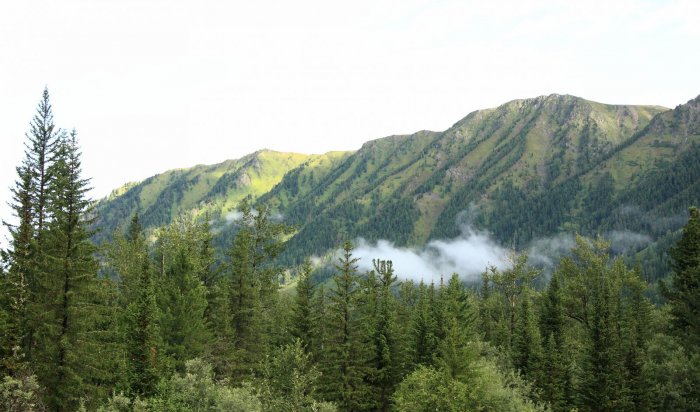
[1,0,699,232]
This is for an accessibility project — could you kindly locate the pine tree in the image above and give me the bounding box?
[558,236,645,411]
[2,88,63,371]
[155,218,211,372]
[27,87,63,240]
[478,270,494,343]
[512,290,542,381]
[291,259,315,351]
[623,280,653,411]
[581,275,629,411]
[409,282,439,368]
[435,274,477,381]
[35,131,104,410]
[311,284,329,365]
[322,241,369,410]
[663,206,700,350]
[227,201,263,379]
[116,215,160,397]
[537,271,572,409]
[364,259,400,412]
[489,254,540,349]
[225,199,289,380]
[0,164,34,374]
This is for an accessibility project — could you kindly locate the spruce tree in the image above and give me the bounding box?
[291,259,315,351]
[225,199,289,379]
[227,201,263,379]
[537,271,572,409]
[27,87,63,240]
[311,284,329,365]
[409,282,439,368]
[155,218,211,372]
[322,241,369,411]
[114,215,160,397]
[2,88,63,370]
[364,259,400,412]
[435,274,477,380]
[664,206,700,350]
[35,131,103,410]
[0,164,34,374]
[512,290,542,381]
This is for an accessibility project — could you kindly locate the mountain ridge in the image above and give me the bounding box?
[95,93,699,280]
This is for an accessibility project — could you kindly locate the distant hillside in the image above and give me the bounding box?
[260,95,675,260]
[95,94,700,281]
[93,150,348,243]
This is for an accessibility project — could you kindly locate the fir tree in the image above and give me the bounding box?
[409,282,439,368]
[226,199,289,380]
[364,259,400,412]
[120,215,159,397]
[291,259,315,351]
[155,218,211,372]
[322,241,369,411]
[27,87,63,240]
[663,206,700,350]
[435,274,477,381]
[537,271,572,409]
[2,88,63,371]
[0,163,34,374]
[512,290,542,381]
[35,131,104,410]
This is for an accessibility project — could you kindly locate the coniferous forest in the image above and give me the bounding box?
[2,90,700,412]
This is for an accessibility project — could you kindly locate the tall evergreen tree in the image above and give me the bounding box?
[0,164,34,374]
[291,259,315,351]
[663,206,700,350]
[2,88,63,371]
[488,254,540,350]
[537,271,572,409]
[408,282,439,368]
[35,131,105,410]
[112,215,160,397]
[27,87,63,240]
[322,241,369,411]
[435,274,477,381]
[512,290,542,381]
[364,259,400,412]
[154,218,211,372]
[226,199,289,380]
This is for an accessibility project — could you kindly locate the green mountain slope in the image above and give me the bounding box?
[93,149,323,242]
[260,94,673,260]
[95,93,700,282]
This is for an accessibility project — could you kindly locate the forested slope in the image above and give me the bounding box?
[95,94,700,280]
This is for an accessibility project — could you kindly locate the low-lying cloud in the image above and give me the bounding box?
[350,226,656,283]
[607,230,652,254]
[353,226,508,283]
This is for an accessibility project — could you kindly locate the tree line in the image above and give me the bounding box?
[1,90,699,411]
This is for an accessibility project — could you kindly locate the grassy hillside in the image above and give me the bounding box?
[259,94,674,261]
[93,149,317,242]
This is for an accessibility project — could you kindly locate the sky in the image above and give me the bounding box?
[1,0,699,232]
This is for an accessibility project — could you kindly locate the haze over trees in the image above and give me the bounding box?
[1,89,699,411]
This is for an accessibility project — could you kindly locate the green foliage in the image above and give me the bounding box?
[154,217,212,372]
[393,363,543,412]
[0,372,45,412]
[663,207,700,350]
[291,260,315,350]
[224,198,291,380]
[256,340,336,412]
[109,215,160,397]
[320,241,371,410]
